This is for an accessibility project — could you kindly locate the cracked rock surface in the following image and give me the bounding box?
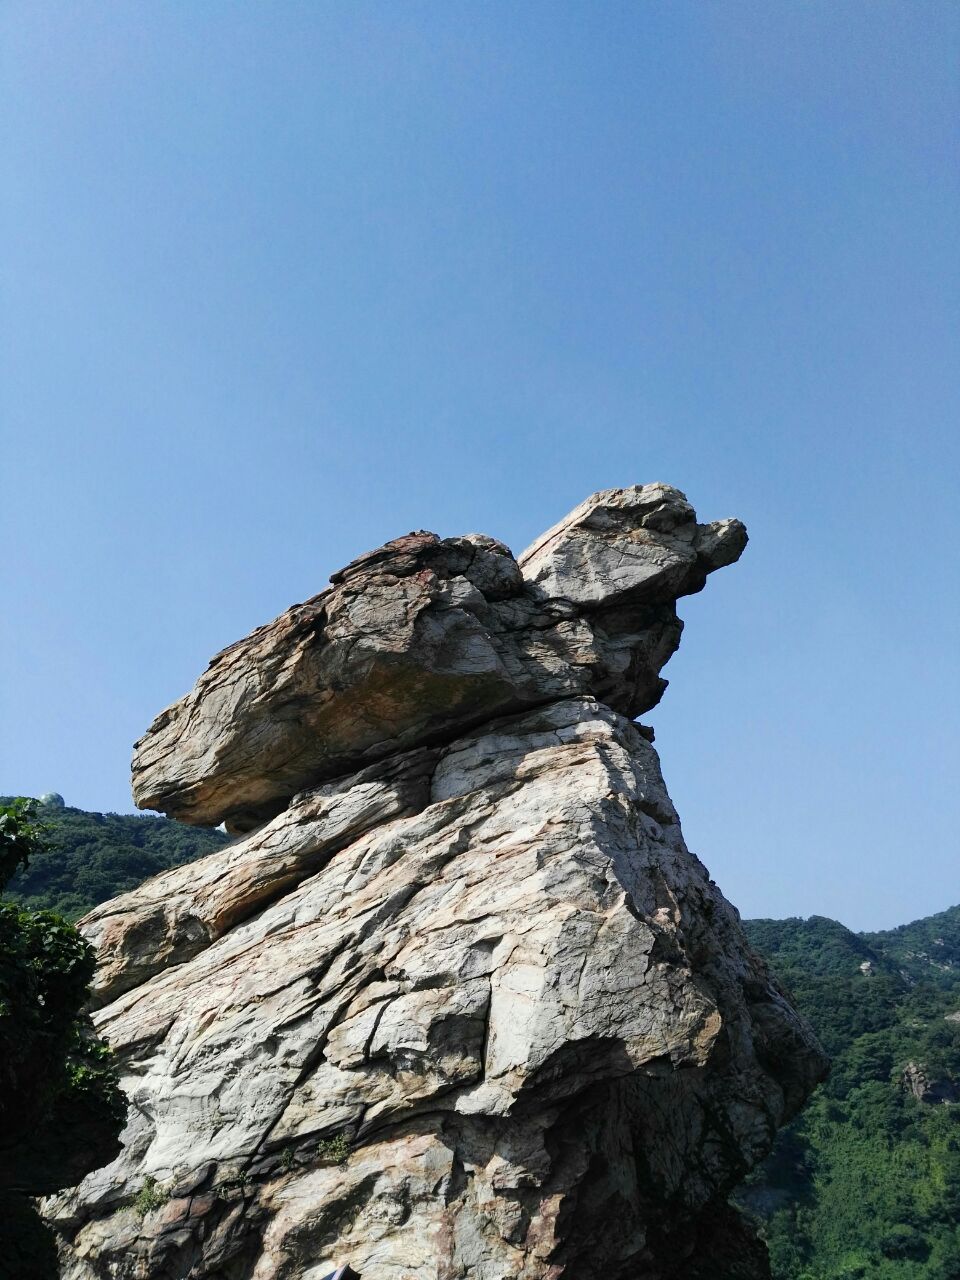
[131,484,747,835]
[46,486,826,1280]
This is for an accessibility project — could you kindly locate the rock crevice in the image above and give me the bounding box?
[47,485,825,1280]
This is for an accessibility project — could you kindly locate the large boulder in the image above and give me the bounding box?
[131,484,746,833]
[47,486,825,1280]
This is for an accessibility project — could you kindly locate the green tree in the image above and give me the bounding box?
[0,796,47,883]
[741,912,960,1280]
[0,800,127,1280]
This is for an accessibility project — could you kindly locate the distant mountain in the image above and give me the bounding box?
[2,798,230,920]
[745,913,892,979]
[741,908,960,1280]
[864,906,960,989]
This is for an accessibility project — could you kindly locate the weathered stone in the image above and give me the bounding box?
[82,749,439,1007]
[901,1060,959,1105]
[518,482,747,608]
[131,485,745,833]
[47,488,825,1280]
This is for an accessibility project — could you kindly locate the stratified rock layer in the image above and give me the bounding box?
[131,484,746,833]
[47,486,826,1280]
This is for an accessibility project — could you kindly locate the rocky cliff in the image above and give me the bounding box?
[45,485,827,1280]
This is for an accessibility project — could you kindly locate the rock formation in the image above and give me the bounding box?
[45,485,827,1280]
[900,1062,959,1106]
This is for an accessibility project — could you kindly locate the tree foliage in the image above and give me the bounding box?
[0,800,127,1280]
[0,797,48,886]
[742,910,960,1280]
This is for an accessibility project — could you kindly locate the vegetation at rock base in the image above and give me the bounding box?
[742,909,960,1280]
[0,799,127,1280]
[2,796,230,920]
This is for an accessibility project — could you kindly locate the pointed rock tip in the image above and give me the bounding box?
[519,483,747,608]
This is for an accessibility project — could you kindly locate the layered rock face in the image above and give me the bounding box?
[130,484,746,835]
[47,485,826,1280]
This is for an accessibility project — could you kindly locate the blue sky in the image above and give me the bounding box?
[2,1,957,930]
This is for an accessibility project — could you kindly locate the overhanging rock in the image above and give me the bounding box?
[131,484,746,833]
[47,486,825,1280]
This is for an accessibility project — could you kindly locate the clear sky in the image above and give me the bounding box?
[2,1,957,931]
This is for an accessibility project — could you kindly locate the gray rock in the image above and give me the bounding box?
[47,487,825,1280]
[131,484,745,833]
[901,1060,959,1105]
[519,482,746,607]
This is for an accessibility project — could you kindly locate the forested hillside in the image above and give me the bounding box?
[2,799,230,920]
[862,907,960,990]
[742,910,960,1280]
